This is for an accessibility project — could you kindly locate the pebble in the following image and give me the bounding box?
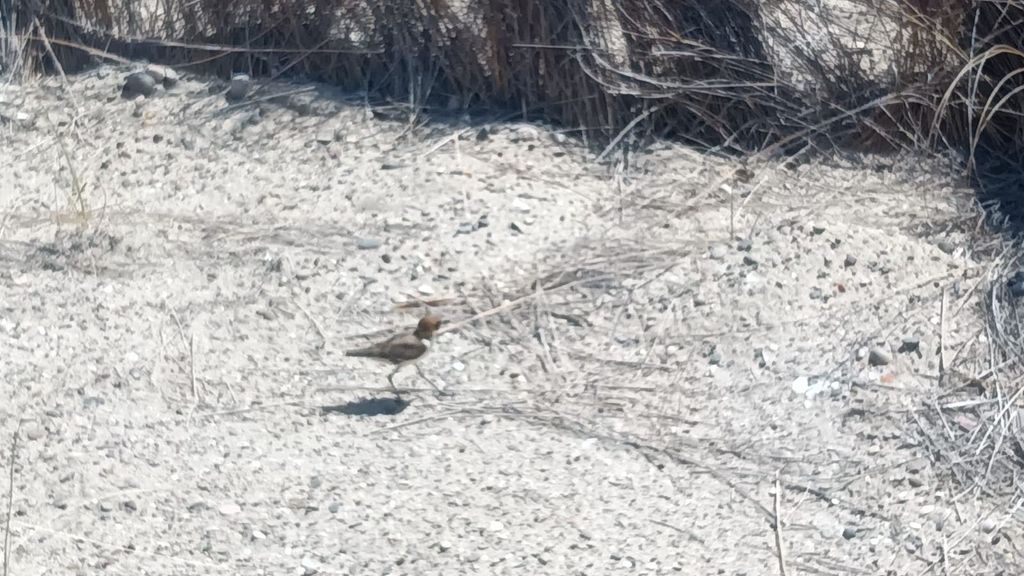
[737,238,753,252]
[22,421,45,441]
[511,198,531,212]
[809,287,823,300]
[937,240,955,254]
[742,255,758,268]
[842,526,858,540]
[356,238,381,250]
[811,225,826,235]
[899,336,920,354]
[315,127,335,144]
[252,529,267,540]
[844,254,857,268]
[417,284,435,296]
[708,352,722,366]
[451,361,465,372]
[144,65,166,83]
[981,518,998,533]
[791,376,809,394]
[226,74,251,101]
[161,67,180,88]
[456,222,474,235]
[328,503,341,513]
[709,245,727,260]
[122,71,157,99]
[868,347,892,366]
[218,502,242,516]
[301,557,321,576]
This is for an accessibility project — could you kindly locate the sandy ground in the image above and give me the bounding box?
[0,66,1021,575]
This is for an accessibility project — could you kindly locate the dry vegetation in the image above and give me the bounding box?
[9,0,1024,571]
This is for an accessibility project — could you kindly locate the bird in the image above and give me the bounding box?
[345,313,443,393]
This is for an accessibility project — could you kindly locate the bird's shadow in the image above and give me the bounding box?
[320,396,410,417]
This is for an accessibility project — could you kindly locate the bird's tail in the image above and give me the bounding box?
[345,347,379,358]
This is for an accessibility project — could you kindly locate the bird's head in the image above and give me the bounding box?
[414,313,443,339]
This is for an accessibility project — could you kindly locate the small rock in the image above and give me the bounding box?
[868,347,892,367]
[417,284,435,296]
[737,238,753,252]
[709,245,728,260]
[898,336,921,354]
[122,500,138,513]
[301,557,321,576]
[937,240,955,254]
[144,65,166,83]
[708,352,722,366]
[811,225,826,235]
[844,254,857,268]
[356,238,381,250]
[456,222,474,235]
[161,67,180,89]
[692,295,707,307]
[842,526,858,540]
[144,65,176,87]
[451,361,465,372]
[475,128,489,141]
[509,222,524,234]
[809,287,823,300]
[218,502,242,516]
[791,376,809,394]
[309,476,322,489]
[122,72,157,99]
[98,501,114,513]
[226,74,251,102]
[22,421,45,441]
[328,503,341,513]
[981,518,998,533]
[315,127,335,144]
[742,255,758,268]
[252,529,267,540]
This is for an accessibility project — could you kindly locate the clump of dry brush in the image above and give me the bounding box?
[0,0,939,153]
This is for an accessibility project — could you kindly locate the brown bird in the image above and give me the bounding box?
[345,313,443,393]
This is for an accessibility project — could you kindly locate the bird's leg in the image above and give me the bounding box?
[387,366,402,398]
[414,364,453,398]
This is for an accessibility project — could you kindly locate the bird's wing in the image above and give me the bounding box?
[380,334,427,362]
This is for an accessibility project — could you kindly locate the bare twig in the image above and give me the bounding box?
[773,472,789,576]
[3,421,21,576]
[293,298,327,349]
